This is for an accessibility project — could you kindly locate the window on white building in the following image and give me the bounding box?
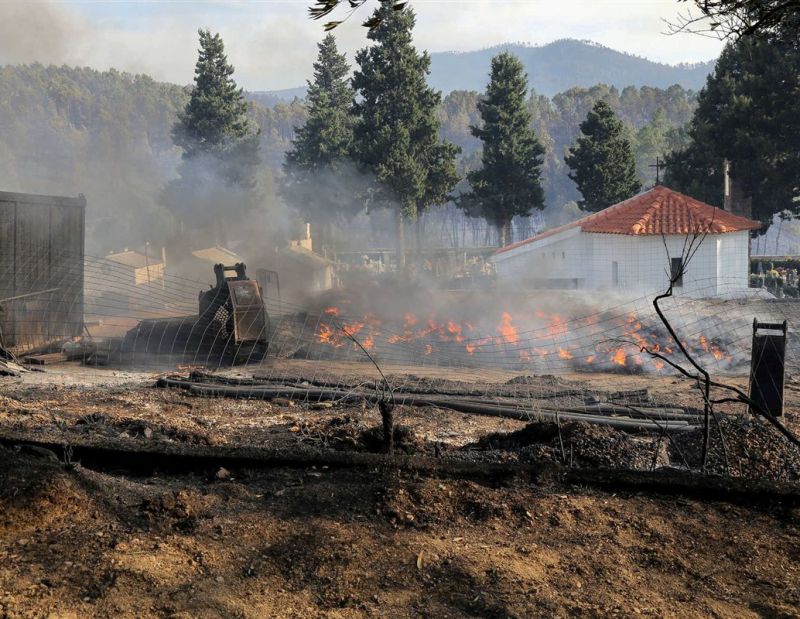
[612,261,618,285]
[670,257,684,287]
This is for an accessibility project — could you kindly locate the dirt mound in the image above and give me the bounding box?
[469,421,668,470]
[297,415,424,454]
[671,414,800,481]
[74,413,214,445]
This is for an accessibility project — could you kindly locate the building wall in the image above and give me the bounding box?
[495,230,750,298]
[589,233,721,297]
[134,263,165,286]
[0,191,85,350]
[716,231,750,295]
[494,228,588,289]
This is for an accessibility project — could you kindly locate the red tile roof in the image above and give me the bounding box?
[495,186,761,255]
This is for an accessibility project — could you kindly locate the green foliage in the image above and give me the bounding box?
[438,84,696,210]
[283,34,360,227]
[286,34,352,169]
[350,3,459,220]
[565,100,642,212]
[459,53,545,244]
[0,63,187,252]
[664,26,800,227]
[173,29,252,157]
[0,54,697,253]
[164,30,262,234]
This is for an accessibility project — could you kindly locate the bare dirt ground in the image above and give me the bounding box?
[0,361,799,618]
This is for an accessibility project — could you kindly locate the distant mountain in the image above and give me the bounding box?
[247,87,307,108]
[429,40,716,96]
[253,39,716,102]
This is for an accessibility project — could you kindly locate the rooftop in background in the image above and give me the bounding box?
[106,250,162,269]
[191,246,245,265]
[496,186,762,255]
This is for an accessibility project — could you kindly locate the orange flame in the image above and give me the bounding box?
[547,315,568,338]
[447,320,464,343]
[611,348,627,366]
[497,312,518,344]
[318,323,335,344]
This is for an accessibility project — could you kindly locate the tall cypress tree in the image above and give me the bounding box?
[283,34,356,252]
[163,29,261,241]
[459,52,545,246]
[173,29,252,158]
[565,100,641,212]
[351,2,459,267]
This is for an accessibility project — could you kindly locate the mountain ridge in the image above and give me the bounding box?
[249,38,716,102]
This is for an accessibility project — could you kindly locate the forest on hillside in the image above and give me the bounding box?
[0,64,696,252]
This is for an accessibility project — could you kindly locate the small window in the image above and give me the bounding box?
[670,257,684,287]
[612,261,619,286]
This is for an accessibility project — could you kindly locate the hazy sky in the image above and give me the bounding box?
[0,1,724,90]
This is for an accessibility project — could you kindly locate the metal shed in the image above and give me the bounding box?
[0,190,86,352]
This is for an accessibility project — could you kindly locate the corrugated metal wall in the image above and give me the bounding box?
[0,191,85,351]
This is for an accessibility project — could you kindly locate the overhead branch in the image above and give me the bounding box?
[665,0,800,40]
[309,0,409,30]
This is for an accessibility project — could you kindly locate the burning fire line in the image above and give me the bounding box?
[312,305,735,372]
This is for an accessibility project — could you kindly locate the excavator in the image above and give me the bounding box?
[122,263,269,364]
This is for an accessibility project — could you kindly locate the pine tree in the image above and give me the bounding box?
[163,29,261,241]
[565,100,641,212]
[282,34,356,252]
[459,52,545,246]
[173,29,252,158]
[351,2,459,267]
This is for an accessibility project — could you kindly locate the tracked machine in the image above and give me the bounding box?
[122,263,269,364]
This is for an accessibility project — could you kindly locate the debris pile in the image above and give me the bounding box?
[468,420,668,470]
[672,414,800,481]
[297,415,423,454]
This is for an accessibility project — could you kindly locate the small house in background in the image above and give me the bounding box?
[175,245,247,283]
[106,247,166,287]
[95,246,167,315]
[291,223,314,252]
[249,223,336,305]
[492,186,761,298]
[191,245,245,267]
[0,190,85,352]
[273,244,335,301]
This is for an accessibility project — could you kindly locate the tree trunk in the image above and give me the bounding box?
[396,210,406,270]
[415,216,423,267]
[498,223,507,247]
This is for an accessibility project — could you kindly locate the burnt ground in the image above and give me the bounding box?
[0,361,799,617]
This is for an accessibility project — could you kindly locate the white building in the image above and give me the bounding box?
[493,186,761,297]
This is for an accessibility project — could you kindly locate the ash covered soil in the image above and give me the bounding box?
[0,361,799,617]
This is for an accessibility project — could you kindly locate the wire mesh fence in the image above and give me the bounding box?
[2,249,798,382]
